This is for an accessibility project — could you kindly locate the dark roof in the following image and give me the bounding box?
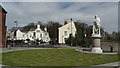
[19,29,29,33]
[19,25,46,33]
[0,5,7,13]
[29,28,36,31]
[29,26,45,32]
[29,26,37,31]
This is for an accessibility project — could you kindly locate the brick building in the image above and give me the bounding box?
[0,5,7,48]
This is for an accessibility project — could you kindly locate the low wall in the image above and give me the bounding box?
[101,40,119,52]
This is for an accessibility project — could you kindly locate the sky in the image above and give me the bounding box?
[1,0,119,2]
[1,1,119,34]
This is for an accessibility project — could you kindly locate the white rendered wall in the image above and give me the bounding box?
[16,25,50,42]
[58,22,76,44]
[16,29,26,40]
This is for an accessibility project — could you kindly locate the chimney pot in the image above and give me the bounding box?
[64,20,68,25]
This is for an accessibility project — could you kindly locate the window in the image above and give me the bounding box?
[40,34,42,38]
[45,33,47,35]
[64,31,67,35]
[23,34,24,37]
[33,32,36,36]
[30,34,32,37]
[37,30,40,32]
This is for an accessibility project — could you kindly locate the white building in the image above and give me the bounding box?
[7,30,15,40]
[58,21,77,44]
[16,24,50,42]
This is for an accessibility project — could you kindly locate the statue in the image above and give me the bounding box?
[91,15,102,53]
[92,15,101,36]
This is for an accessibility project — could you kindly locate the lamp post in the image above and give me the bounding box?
[70,18,73,46]
[14,21,17,30]
[14,21,17,46]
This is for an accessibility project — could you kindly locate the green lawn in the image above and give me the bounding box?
[0,53,1,64]
[2,49,120,66]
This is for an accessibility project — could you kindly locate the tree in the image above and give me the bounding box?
[47,21,62,43]
[86,25,92,38]
[65,35,76,46]
[84,25,92,47]
[37,21,45,30]
[74,22,85,46]
[103,31,109,39]
[118,32,120,41]
[100,27,105,39]
[21,22,36,32]
[65,21,93,47]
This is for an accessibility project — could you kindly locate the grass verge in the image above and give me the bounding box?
[2,48,120,66]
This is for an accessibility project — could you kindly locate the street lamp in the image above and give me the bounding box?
[14,21,17,46]
[14,21,17,30]
[70,18,73,35]
[70,18,73,46]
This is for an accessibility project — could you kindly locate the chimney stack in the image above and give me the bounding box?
[64,19,68,25]
[44,27,47,31]
[37,24,40,29]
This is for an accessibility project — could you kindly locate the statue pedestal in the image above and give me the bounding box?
[91,47,102,53]
[91,35,103,53]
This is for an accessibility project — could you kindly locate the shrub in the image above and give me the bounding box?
[65,36,77,46]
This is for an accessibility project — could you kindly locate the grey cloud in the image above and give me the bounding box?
[2,0,119,2]
[2,2,118,34]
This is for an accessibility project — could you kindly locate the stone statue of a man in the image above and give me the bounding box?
[92,15,101,36]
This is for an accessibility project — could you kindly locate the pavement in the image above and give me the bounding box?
[75,48,119,54]
[96,61,120,66]
[1,45,76,53]
[0,45,120,68]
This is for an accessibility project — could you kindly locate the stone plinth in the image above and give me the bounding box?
[91,35,103,53]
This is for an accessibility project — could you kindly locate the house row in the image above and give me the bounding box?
[7,20,77,44]
[7,24,50,43]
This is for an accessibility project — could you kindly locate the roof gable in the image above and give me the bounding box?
[58,22,76,29]
[0,5,7,13]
